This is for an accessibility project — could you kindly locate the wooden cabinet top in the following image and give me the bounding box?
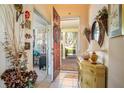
[77,59,105,69]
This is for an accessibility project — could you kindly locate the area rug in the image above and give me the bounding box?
[61,58,78,71]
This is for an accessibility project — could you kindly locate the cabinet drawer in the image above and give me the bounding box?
[83,74,95,88]
[83,67,96,75]
[78,61,105,88]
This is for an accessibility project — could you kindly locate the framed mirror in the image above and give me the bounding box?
[91,20,105,47]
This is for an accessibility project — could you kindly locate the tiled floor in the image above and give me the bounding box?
[34,65,51,88]
[49,70,79,88]
[34,65,48,81]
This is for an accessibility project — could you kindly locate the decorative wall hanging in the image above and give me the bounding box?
[24,42,30,50]
[25,33,32,39]
[25,10,30,20]
[96,6,108,35]
[83,28,91,42]
[14,4,23,22]
[20,21,25,29]
[108,4,123,38]
[25,20,31,29]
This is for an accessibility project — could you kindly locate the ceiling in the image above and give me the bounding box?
[61,18,80,29]
[34,4,89,24]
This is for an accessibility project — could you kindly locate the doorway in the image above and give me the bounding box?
[33,9,49,83]
[60,17,80,71]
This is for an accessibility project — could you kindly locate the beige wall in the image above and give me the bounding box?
[108,36,124,87]
[108,5,124,88]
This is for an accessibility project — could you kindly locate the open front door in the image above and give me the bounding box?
[53,7,61,80]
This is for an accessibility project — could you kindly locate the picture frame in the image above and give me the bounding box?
[25,20,31,29]
[109,4,123,38]
[24,42,30,50]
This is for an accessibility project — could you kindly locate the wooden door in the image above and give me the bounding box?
[53,7,61,80]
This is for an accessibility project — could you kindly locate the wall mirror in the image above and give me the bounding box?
[91,20,105,47]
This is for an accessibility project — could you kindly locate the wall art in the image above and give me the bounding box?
[109,4,123,38]
[14,4,23,22]
[24,42,30,50]
[25,10,30,20]
[25,33,32,39]
[25,20,31,29]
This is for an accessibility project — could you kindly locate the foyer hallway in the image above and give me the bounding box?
[49,57,79,88]
[35,57,79,88]
[35,70,78,88]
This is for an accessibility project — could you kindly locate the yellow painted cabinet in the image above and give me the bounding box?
[78,61,105,88]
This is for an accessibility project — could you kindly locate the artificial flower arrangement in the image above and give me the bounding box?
[0,5,37,88]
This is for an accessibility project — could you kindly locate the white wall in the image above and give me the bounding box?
[0,5,16,87]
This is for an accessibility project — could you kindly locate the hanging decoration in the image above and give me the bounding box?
[25,20,31,29]
[24,42,30,50]
[14,4,23,22]
[25,33,32,39]
[25,10,30,20]
[20,21,25,29]
[95,6,108,35]
[25,10,31,29]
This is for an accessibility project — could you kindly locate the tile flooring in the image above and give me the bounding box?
[49,70,79,88]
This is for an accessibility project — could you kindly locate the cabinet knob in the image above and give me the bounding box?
[94,78,96,82]
[90,69,94,73]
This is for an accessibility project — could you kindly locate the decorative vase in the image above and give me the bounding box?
[91,52,98,64]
